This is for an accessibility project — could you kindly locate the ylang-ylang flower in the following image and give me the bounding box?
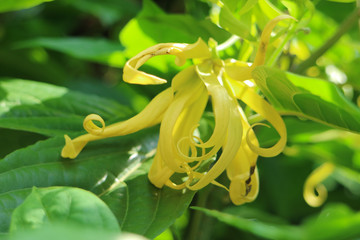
[62,16,294,205]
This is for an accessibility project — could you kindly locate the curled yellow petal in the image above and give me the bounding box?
[159,67,208,172]
[229,79,287,157]
[123,38,211,85]
[187,98,243,190]
[304,162,335,207]
[83,114,105,135]
[61,88,173,159]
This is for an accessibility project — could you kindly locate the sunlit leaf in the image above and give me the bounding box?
[10,186,120,232]
[217,5,256,41]
[0,0,52,13]
[10,224,146,240]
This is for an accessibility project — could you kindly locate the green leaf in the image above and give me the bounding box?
[102,174,195,239]
[9,187,120,232]
[0,79,133,136]
[15,38,126,68]
[0,130,195,236]
[327,0,356,2]
[217,5,256,41]
[0,0,52,13]
[10,224,146,240]
[192,207,300,239]
[252,66,360,133]
[63,0,140,26]
[194,204,360,240]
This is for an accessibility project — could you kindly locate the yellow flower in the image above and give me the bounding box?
[61,15,290,205]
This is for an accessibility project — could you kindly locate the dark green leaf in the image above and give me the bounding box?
[15,38,126,68]
[102,174,195,239]
[63,0,140,26]
[192,207,300,239]
[194,203,360,240]
[9,187,120,232]
[0,79,133,136]
[0,129,195,236]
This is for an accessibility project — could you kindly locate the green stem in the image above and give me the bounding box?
[266,28,295,67]
[216,35,240,51]
[186,185,212,240]
[294,7,360,74]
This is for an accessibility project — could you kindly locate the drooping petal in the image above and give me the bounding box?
[228,78,287,157]
[184,62,243,190]
[61,88,173,159]
[186,97,242,190]
[123,38,211,85]
[227,105,259,205]
[229,168,259,205]
[158,66,208,172]
[304,162,335,207]
[148,151,174,188]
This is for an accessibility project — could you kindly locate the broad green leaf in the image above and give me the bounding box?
[10,187,120,232]
[15,38,126,68]
[0,79,133,136]
[102,174,195,239]
[252,66,360,133]
[10,224,146,240]
[0,130,195,236]
[0,0,52,13]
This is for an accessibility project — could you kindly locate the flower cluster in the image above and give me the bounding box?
[61,16,290,205]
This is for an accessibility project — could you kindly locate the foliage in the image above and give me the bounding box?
[0,0,359,239]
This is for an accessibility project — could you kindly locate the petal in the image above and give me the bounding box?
[229,167,259,205]
[226,106,259,181]
[187,97,243,190]
[158,67,208,172]
[148,151,174,188]
[61,88,173,159]
[252,15,295,67]
[303,162,335,207]
[229,79,287,157]
[123,38,211,85]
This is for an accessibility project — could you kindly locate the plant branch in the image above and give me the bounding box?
[294,7,360,74]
